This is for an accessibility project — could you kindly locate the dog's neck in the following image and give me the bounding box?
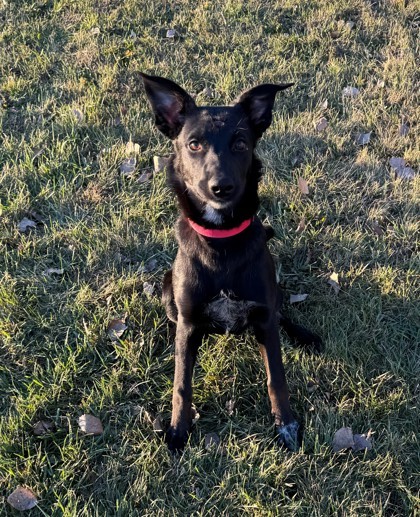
[168,155,262,230]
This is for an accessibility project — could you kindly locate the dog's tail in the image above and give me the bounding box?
[276,285,322,352]
[278,315,322,352]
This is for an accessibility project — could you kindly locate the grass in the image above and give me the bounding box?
[0,0,419,515]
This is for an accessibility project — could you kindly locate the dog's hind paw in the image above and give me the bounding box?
[276,421,301,452]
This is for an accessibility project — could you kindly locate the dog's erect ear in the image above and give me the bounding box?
[140,73,196,139]
[236,83,294,138]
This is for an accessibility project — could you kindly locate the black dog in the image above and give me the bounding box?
[141,73,321,452]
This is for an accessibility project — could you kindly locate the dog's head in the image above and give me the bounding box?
[140,73,293,223]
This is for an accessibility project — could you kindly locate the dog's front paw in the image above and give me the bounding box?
[276,421,301,452]
[166,427,189,453]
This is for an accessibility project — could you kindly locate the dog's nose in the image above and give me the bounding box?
[210,181,234,198]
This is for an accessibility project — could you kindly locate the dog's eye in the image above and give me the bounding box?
[188,140,202,152]
[233,139,248,152]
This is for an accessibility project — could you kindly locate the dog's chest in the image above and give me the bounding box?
[203,291,259,334]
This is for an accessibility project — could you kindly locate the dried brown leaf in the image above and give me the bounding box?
[357,132,371,145]
[192,406,201,424]
[296,218,306,233]
[353,433,373,452]
[307,380,318,393]
[18,217,37,232]
[298,177,309,195]
[342,86,360,98]
[138,171,152,183]
[126,140,140,155]
[225,399,235,415]
[205,432,220,449]
[72,108,84,123]
[332,426,354,452]
[7,487,38,511]
[120,157,136,177]
[290,293,309,304]
[33,420,55,435]
[153,155,169,172]
[45,268,64,276]
[107,318,127,341]
[398,123,409,136]
[327,272,340,294]
[153,415,164,433]
[78,414,104,435]
[143,282,154,297]
[371,220,384,236]
[315,117,328,131]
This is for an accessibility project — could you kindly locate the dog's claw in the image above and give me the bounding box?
[276,421,301,452]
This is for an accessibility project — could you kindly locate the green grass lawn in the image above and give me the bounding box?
[1,0,419,515]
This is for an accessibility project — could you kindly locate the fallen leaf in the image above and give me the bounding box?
[298,177,309,195]
[72,108,84,123]
[18,217,37,232]
[153,416,164,434]
[205,432,220,449]
[27,211,44,224]
[45,268,64,276]
[296,218,306,233]
[120,157,136,177]
[328,272,340,294]
[396,166,415,180]
[153,155,169,172]
[32,148,44,161]
[290,293,309,304]
[342,86,360,98]
[143,282,154,297]
[371,220,384,236]
[389,157,416,180]
[353,433,372,452]
[126,140,140,155]
[306,380,318,393]
[315,117,328,131]
[7,487,38,511]
[139,259,157,273]
[90,27,100,35]
[332,426,354,452]
[225,399,235,415]
[138,171,152,183]
[192,406,200,424]
[398,123,409,136]
[357,132,371,145]
[107,318,127,341]
[78,414,103,435]
[389,157,405,170]
[166,28,176,38]
[33,420,55,435]
[201,87,214,98]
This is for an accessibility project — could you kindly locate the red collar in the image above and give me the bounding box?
[187,217,253,238]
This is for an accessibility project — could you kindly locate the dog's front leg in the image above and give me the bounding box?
[167,320,202,452]
[255,319,301,451]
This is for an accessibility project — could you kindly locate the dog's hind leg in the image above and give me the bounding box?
[162,270,178,323]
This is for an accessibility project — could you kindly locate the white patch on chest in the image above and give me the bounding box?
[203,205,223,225]
[204,291,258,333]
